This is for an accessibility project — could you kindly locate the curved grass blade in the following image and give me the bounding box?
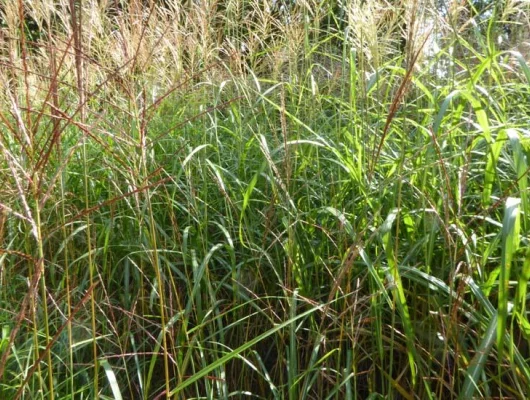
[459,313,498,400]
[510,51,530,84]
[101,359,123,400]
[381,209,417,384]
[168,302,325,396]
[498,197,521,360]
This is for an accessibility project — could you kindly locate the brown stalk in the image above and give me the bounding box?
[30,37,75,175]
[49,43,61,153]
[0,248,37,262]
[369,29,432,179]
[0,57,73,89]
[30,35,75,140]
[68,0,85,122]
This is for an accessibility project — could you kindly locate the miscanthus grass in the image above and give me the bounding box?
[1,0,530,398]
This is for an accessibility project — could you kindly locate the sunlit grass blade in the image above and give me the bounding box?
[498,197,521,360]
[101,359,123,400]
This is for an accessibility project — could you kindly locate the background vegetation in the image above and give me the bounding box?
[1,0,530,398]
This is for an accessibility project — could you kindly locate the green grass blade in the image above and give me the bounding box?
[381,209,417,385]
[101,359,123,400]
[511,51,530,84]
[459,313,498,400]
[168,302,325,396]
[497,197,521,360]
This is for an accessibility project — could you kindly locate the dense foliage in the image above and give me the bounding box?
[1,0,530,398]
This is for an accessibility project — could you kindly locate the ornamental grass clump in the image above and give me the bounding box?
[1,0,530,399]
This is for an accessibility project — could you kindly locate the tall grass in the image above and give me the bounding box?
[1,0,530,398]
